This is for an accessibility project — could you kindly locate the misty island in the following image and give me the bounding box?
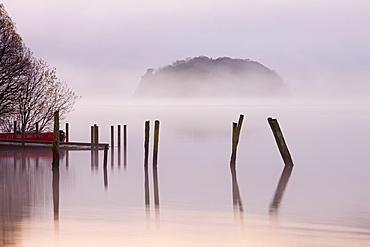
[135,56,290,98]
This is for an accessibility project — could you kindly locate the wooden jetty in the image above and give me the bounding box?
[0,139,108,151]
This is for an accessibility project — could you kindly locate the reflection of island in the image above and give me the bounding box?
[0,150,56,246]
[135,56,290,98]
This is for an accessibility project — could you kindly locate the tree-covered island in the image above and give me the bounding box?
[135,56,290,98]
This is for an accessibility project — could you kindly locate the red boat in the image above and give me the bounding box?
[0,130,66,142]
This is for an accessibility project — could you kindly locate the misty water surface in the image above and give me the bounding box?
[1,100,370,246]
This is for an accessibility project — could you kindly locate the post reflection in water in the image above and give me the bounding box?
[52,164,60,229]
[110,148,114,168]
[269,165,294,218]
[230,159,244,224]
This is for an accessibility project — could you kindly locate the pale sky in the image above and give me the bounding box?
[2,0,370,102]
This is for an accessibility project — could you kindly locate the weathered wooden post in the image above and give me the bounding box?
[94,124,99,167]
[267,118,294,167]
[111,125,114,147]
[91,125,94,146]
[144,121,150,205]
[153,120,160,168]
[153,120,160,206]
[230,114,244,166]
[90,125,95,169]
[13,121,17,139]
[65,123,69,142]
[94,124,99,148]
[117,125,121,148]
[52,111,60,167]
[36,122,39,141]
[104,144,109,184]
[124,124,127,167]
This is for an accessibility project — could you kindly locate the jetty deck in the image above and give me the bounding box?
[0,139,108,150]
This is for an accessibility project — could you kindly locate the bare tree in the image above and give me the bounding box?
[2,59,79,132]
[0,4,79,132]
[0,4,32,120]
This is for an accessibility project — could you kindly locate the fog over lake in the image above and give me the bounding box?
[1,0,370,245]
[1,99,370,246]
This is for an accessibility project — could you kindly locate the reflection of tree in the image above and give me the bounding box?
[0,151,53,246]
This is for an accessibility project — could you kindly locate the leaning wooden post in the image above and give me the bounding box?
[110,125,114,147]
[267,118,294,167]
[65,123,69,142]
[144,121,150,205]
[153,120,160,206]
[13,121,17,139]
[36,122,39,141]
[52,111,60,167]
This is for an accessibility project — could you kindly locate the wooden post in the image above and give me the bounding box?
[36,122,39,141]
[21,124,25,147]
[267,118,294,167]
[153,120,160,206]
[230,114,244,166]
[111,125,114,147]
[65,123,69,142]
[13,121,17,139]
[95,124,99,147]
[124,124,127,167]
[153,120,160,168]
[91,125,94,146]
[94,125,99,167]
[144,121,150,205]
[91,125,95,169]
[52,111,60,167]
[117,125,121,148]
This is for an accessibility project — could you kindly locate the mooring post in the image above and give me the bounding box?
[111,125,114,148]
[153,120,160,206]
[52,111,60,167]
[230,114,244,166]
[94,124,99,166]
[267,117,294,167]
[117,125,121,148]
[144,120,150,205]
[13,121,17,139]
[153,120,160,168]
[36,122,39,141]
[65,123,69,142]
[91,125,94,147]
[94,124,99,148]
[124,124,127,167]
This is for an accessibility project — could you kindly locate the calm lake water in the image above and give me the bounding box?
[1,100,370,246]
